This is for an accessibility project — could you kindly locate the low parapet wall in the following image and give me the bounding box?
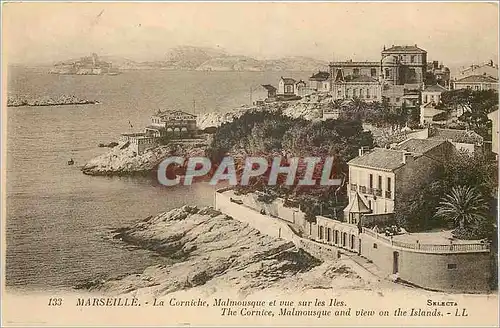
[360,232,492,293]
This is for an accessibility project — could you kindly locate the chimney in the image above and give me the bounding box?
[402,152,412,164]
[358,146,370,157]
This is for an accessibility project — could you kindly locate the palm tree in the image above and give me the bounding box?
[435,186,489,233]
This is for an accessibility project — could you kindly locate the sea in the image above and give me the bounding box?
[5,67,310,292]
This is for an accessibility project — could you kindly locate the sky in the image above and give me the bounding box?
[3,2,499,69]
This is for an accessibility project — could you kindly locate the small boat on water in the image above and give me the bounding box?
[67,158,74,165]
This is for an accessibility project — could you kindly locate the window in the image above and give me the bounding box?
[385,68,390,78]
[319,226,324,239]
[373,243,378,249]
[387,177,392,191]
[369,174,373,189]
[424,95,428,103]
[371,68,377,77]
[475,85,480,90]
[411,55,415,63]
[353,89,357,97]
[378,175,382,190]
[366,89,371,98]
[368,200,372,210]
[353,68,360,76]
[447,264,457,270]
[327,228,331,242]
[396,97,400,102]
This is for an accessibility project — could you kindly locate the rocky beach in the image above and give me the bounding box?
[81,205,373,298]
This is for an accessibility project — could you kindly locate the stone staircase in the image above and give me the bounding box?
[340,251,386,282]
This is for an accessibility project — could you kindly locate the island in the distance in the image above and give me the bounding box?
[49,53,120,75]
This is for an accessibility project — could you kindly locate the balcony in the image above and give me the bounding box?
[385,190,392,199]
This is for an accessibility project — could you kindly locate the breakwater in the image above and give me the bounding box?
[7,95,99,107]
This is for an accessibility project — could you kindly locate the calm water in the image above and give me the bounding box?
[6,67,310,291]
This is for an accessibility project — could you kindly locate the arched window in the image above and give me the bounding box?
[385,68,390,78]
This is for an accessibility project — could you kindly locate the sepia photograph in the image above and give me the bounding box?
[1,1,499,326]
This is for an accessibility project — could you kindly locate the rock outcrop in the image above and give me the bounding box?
[81,206,368,297]
[81,141,207,176]
[7,95,99,107]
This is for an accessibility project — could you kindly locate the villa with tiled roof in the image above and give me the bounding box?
[344,139,455,224]
[453,74,498,91]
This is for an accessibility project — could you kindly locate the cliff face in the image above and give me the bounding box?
[84,206,368,297]
[196,98,332,129]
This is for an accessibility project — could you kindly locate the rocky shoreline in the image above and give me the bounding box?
[81,140,207,176]
[79,205,370,297]
[7,95,99,107]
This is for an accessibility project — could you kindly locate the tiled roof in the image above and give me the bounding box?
[348,75,379,83]
[155,110,197,120]
[423,84,448,92]
[421,105,445,118]
[429,128,483,144]
[309,71,330,81]
[281,77,296,84]
[382,45,427,53]
[348,148,407,171]
[262,84,277,91]
[392,138,446,154]
[454,75,498,83]
[329,61,379,67]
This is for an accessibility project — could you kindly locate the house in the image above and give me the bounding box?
[421,84,447,104]
[345,139,455,224]
[119,133,158,155]
[328,44,428,107]
[145,109,197,139]
[426,61,451,88]
[278,77,296,96]
[453,75,499,91]
[309,71,330,92]
[295,80,307,96]
[261,84,277,99]
[488,110,498,157]
[420,102,446,125]
[331,69,382,102]
[458,60,498,80]
[322,105,341,120]
[428,128,483,154]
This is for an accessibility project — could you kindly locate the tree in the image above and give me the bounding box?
[435,186,489,239]
[439,89,498,138]
[394,150,497,233]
